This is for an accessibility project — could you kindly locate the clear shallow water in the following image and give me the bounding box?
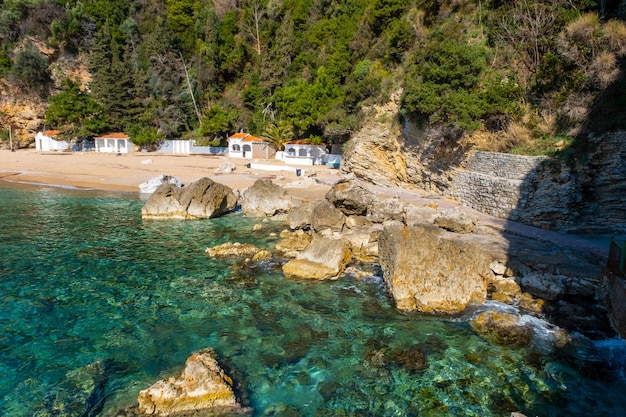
[1,184,625,416]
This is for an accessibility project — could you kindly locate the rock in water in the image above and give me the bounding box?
[469,310,533,347]
[205,242,265,258]
[282,237,352,280]
[178,177,238,219]
[137,348,247,416]
[141,177,237,220]
[378,225,490,313]
[240,179,293,217]
[141,183,187,219]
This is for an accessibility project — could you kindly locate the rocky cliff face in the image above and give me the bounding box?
[0,48,90,149]
[342,95,626,233]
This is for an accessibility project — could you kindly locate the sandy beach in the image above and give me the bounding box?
[0,149,342,201]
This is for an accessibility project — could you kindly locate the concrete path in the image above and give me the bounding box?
[364,182,618,263]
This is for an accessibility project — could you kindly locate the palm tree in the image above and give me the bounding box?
[263,121,293,150]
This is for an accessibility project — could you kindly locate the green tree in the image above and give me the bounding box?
[45,78,106,137]
[403,34,521,132]
[11,43,50,92]
[271,66,342,134]
[200,104,240,141]
[88,26,137,131]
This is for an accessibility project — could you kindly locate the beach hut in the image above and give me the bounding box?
[280,140,329,166]
[94,132,133,154]
[227,132,275,159]
[35,130,70,152]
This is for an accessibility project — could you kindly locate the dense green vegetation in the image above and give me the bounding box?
[1,0,625,152]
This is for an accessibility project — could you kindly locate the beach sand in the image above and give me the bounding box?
[0,149,342,201]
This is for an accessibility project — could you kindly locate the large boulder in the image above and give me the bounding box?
[378,225,490,313]
[141,183,187,219]
[136,348,248,416]
[141,178,237,220]
[325,178,375,216]
[312,200,346,233]
[434,208,477,233]
[366,197,406,224]
[179,177,238,219]
[287,201,315,230]
[282,237,352,280]
[241,179,293,217]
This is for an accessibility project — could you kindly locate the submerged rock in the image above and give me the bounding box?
[46,360,109,417]
[136,348,248,416]
[142,177,237,220]
[205,242,265,259]
[378,225,490,313]
[469,310,533,347]
[282,237,352,280]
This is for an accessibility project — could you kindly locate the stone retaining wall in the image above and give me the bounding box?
[452,151,546,220]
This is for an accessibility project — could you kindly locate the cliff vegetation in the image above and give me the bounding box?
[0,0,625,154]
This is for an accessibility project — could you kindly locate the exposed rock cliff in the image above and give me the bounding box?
[0,49,90,149]
[342,93,626,232]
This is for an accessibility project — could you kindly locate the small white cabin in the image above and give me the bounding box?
[35,130,69,152]
[280,141,329,166]
[228,132,275,159]
[94,132,132,154]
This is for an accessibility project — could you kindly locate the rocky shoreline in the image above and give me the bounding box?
[114,174,614,416]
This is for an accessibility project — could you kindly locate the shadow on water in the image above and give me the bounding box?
[494,54,626,416]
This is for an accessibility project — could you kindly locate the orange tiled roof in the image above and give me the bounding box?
[229,132,266,142]
[229,132,250,139]
[43,130,62,136]
[95,132,129,139]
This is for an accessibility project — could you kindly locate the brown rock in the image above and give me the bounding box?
[275,230,312,258]
[241,179,293,217]
[517,292,546,313]
[469,310,533,347]
[378,225,490,313]
[311,200,346,233]
[282,238,352,280]
[179,177,238,219]
[325,178,375,216]
[205,242,264,258]
[142,178,237,220]
[136,348,247,416]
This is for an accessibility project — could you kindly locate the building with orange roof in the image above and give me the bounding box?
[35,130,70,152]
[227,132,276,159]
[94,132,133,154]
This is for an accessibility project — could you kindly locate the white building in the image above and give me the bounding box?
[227,132,275,159]
[280,141,329,166]
[35,130,70,152]
[94,132,133,154]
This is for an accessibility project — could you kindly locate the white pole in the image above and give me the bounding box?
[9,125,14,151]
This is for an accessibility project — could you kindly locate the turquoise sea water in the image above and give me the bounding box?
[1,183,626,416]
